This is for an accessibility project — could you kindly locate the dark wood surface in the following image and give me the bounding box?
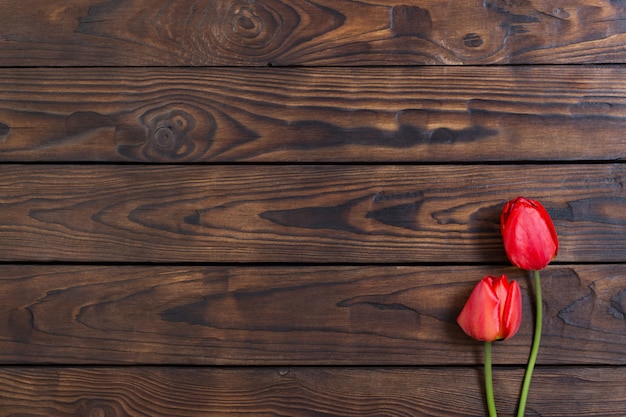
[1,67,626,162]
[2,1,626,416]
[4,0,626,66]
[0,164,623,263]
[1,264,625,366]
[3,367,626,416]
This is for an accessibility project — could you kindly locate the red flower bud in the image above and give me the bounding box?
[501,197,558,271]
[457,275,522,342]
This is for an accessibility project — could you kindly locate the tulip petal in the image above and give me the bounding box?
[502,197,558,271]
[457,275,523,342]
[457,278,500,342]
[492,275,509,321]
[501,279,522,340]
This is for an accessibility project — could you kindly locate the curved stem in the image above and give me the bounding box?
[517,270,542,417]
[484,341,497,417]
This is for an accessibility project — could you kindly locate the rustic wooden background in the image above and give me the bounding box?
[1,1,626,416]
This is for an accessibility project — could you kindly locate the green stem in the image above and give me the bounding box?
[484,341,497,417]
[517,270,542,417]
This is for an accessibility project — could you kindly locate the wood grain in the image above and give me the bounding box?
[1,264,625,365]
[3,0,626,414]
[0,164,623,263]
[4,0,626,66]
[1,366,625,416]
[1,67,626,162]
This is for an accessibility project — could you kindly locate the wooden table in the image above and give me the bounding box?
[1,1,626,415]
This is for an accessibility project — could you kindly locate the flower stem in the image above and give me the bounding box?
[517,270,542,417]
[484,341,497,417]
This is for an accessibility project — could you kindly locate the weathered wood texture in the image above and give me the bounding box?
[1,264,625,365]
[3,0,626,414]
[4,0,626,66]
[0,164,622,263]
[1,367,625,417]
[1,66,626,162]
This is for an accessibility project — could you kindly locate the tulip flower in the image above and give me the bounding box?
[457,275,522,342]
[457,275,522,417]
[500,197,559,417]
[501,197,558,271]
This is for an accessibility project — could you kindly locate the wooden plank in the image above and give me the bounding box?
[1,66,626,162]
[0,164,623,263]
[1,264,625,365]
[1,366,624,416]
[4,1,626,66]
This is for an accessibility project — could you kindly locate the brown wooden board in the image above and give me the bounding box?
[0,264,624,365]
[0,164,622,263]
[3,1,626,414]
[4,1,626,66]
[1,366,625,416]
[1,67,626,162]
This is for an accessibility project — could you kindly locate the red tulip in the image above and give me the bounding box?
[457,275,522,342]
[501,197,558,271]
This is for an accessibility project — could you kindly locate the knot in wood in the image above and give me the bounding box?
[219,1,284,51]
[118,104,216,162]
[90,408,106,417]
[77,399,125,417]
[230,5,265,40]
[152,113,190,150]
[463,33,484,48]
[149,110,195,155]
